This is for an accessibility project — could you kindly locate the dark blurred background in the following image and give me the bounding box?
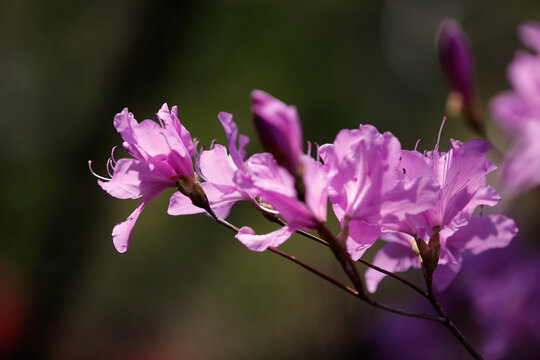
[1,0,540,359]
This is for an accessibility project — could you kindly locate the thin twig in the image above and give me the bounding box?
[315,222,444,323]
[356,258,428,298]
[211,214,358,297]
[272,216,428,298]
[421,266,483,359]
[269,215,329,246]
[204,207,445,323]
[316,222,366,297]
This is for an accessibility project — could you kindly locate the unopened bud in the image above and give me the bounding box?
[438,19,476,107]
[438,19,485,135]
[415,232,440,276]
[251,90,304,177]
[176,174,211,212]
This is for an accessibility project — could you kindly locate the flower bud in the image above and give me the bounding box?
[415,232,440,276]
[176,174,211,213]
[251,90,304,177]
[437,19,476,107]
[438,19,485,136]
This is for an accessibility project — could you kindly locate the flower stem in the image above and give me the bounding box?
[203,207,445,323]
[212,214,359,297]
[315,222,445,322]
[421,265,483,359]
[271,216,428,298]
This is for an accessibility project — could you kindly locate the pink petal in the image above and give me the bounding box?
[379,176,439,223]
[114,109,170,160]
[400,150,435,178]
[447,215,518,255]
[489,91,536,133]
[241,153,296,197]
[519,21,540,53]
[501,122,540,194]
[198,144,238,189]
[364,243,418,293]
[302,156,328,222]
[432,261,461,291]
[508,51,540,102]
[112,193,158,253]
[346,219,381,260]
[235,225,298,252]
[261,191,314,227]
[157,103,196,156]
[218,112,247,168]
[167,191,206,216]
[98,158,168,199]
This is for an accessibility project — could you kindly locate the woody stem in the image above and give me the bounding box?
[269,216,428,298]
[421,265,483,359]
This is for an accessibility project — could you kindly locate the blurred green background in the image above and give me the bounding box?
[1,0,539,359]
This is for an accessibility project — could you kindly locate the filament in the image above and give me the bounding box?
[414,139,421,151]
[88,160,111,181]
[110,146,118,165]
[436,116,447,152]
[106,158,115,177]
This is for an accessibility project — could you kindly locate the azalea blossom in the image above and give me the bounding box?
[490,21,540,194]
[90,104,210,253]
[319,124,439,260]
[169,111,252,219]
[365,134,518,292]
[219,91,328,252]
[234,153,329,251]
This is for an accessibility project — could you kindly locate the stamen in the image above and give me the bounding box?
[106,158,115,177]
[306,141,312,157]
[110,146,118,165]
[436,116,447,152]
[209,139,216,151]
[315,143,320,163]
[88,160,111,181]
[194,150,205,181]
[414,139,422,151]
[193,139,201,156]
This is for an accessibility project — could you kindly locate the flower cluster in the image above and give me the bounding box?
[490,21,540,194]
[91,90,517,291]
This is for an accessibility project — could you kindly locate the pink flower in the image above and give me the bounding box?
[251,90,304,176]
[365,137,518,292]
[319,125,439,260]
[90,104,208,253]
[169,112,252,218]
[196,93,327,252]
[490,21,540,194]
[234,153,328,251]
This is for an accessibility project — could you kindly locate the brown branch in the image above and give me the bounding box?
[204,207,445,323]
[271,216,428,298]
[421,265,483,359]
